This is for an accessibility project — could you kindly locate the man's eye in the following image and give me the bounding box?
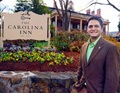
[88,25,93,28]
[88,25,100,28]
[94,25,99,28]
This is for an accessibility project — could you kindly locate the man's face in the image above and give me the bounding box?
[87,20,102,38]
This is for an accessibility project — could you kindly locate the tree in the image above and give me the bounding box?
[31,0,50,14]
[15,0,50,14]
[88,0,120,12]
[53,0,74,31]
[15,0,30,12]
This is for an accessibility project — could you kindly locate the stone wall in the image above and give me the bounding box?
[0,71,77,93]
[0,71,120,93]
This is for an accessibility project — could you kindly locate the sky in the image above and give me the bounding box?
[0,0,120,32]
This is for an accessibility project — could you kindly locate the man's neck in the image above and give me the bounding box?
[90,36,100,43]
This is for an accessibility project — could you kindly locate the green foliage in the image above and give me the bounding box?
[52,32,73,51]
[15,0,31,12]
[4,40,49,49]
[52,31,89,51]
[50,24,55,37]
[32,41,48,49]
[31,0,51,14]
[69,31,89,51]
[15,0,51,14]
[0,50,73,65]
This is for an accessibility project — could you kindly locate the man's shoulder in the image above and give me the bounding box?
[103,38,116,47]
[82,42,88,47]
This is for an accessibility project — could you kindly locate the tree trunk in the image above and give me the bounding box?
[62,16,69,31]
[53,0,71,31]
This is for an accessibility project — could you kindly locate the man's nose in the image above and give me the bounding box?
[91,26,96,30]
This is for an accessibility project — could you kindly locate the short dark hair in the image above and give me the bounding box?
[86,16,103,28]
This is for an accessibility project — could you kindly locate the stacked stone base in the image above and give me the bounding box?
[0,71,77,93]
[0,71,120,93]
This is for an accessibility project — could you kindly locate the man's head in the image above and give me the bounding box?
[86,16,103,28]
[86,16,103,40]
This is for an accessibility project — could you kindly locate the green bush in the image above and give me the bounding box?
[50,24,55,37]
[52,31,89,51]
[52,31,73,51]
[32,41,48,49]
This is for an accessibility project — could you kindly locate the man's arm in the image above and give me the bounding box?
[72,48,84,91]
[104,45,120,93]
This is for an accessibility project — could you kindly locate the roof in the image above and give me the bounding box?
[49,7,109,24]
[108,31,119,37]
[49,7,91,17]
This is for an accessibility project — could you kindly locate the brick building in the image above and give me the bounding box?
[50,7,110,35]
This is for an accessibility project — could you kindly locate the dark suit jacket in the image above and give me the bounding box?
[74,37,120,93]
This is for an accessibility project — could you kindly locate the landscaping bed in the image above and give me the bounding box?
[0,51,80,72]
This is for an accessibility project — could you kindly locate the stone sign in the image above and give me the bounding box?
[3,11,50,40]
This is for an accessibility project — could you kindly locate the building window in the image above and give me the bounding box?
[84,25,87,30]
[77,24,80,29]
[52,21,55,26]
[71,23,73,29]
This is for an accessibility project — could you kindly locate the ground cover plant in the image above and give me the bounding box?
[0,50,73,66]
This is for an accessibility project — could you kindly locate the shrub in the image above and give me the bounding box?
[52,31,73,51]
[32,41,48,49]
[104,36,120,53]
[52,31,89,52]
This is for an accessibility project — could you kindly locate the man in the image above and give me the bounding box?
[72,16,120,93]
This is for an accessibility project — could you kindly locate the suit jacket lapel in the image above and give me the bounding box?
[86,38,104,66]
[82,43,88,66]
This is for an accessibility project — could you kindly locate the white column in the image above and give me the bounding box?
[68,13,71,32]
[0,12,3,48]
[80,19,82,32]
[55,15,57,35]
[107,24,109,36]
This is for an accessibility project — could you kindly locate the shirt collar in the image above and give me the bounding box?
[88,36,101,47]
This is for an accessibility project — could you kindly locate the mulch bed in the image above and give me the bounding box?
[0,51,80,72]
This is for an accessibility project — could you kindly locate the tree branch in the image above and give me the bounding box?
[106,0,120,12]
[65,0,69,11]
[59,0,64,10]
[90,2,109,6]
[59,0,64,16]
[61,0,66,8]
[0,6,6,13]
[89,1,120,12]
[53,0,62,20]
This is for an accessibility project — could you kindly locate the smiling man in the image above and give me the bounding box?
[72,16,120,93]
